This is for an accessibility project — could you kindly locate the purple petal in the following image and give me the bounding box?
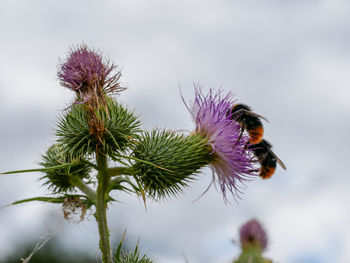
[188,87,256,200]
[240,219,268,251]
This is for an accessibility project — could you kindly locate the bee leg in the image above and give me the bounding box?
[233,124,245,149]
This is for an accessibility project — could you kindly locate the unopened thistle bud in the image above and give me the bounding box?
[57,98,141,159]
[40,144,91,193]
[132,130,213,198]
[185,88,256,200]
[239,219,268,251]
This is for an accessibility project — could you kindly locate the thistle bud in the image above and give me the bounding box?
[132,130,213,198]
[40,144,91,193]
[56,97,140,158]
[239,219,268,251]
[114,239,154,263]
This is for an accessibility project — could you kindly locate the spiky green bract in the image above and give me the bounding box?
[114,249,154,263]
[56,97,141,159]
[132,130,213,199]
[114,241,154,263]
[40,144,91,193]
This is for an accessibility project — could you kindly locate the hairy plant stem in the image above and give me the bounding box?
[70,177,97,203]
[96,152,112,263]
[108,166,135,176]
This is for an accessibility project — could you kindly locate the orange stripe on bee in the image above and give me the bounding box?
[259,166,275,179]
[248,126,264,144]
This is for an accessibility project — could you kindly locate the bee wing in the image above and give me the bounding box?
[233,108,270,123]
[268,149,287,170]
[246,111,269,123]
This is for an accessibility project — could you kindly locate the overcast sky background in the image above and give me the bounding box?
[1,1,350,262]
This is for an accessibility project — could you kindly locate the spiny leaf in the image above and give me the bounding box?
[0,163,80,175]
[4,194,89,207]
[11,196,67,205]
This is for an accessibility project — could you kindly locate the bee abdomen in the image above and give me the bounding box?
[259,165,276,179]
[259,155,276,179]
[248,126,264,144]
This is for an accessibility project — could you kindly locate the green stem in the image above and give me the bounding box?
[107,166,135,176]
[70,177,97,203]
[95,152,112,263]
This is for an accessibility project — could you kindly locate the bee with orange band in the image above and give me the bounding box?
[228,103,286,179]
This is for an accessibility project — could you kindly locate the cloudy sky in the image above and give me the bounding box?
[1,0,350,262]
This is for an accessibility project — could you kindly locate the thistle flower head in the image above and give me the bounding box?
[186,87,255,199]
[58,44,124,101]
[239,219,268,251]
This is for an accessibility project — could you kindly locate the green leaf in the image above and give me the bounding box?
[11,196,67,205]
[0,163,80,175]
[4,194,94,212]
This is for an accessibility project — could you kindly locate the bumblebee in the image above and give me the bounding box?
[228,103,286,179]
[228,104,268,144]
[248,139,286,179]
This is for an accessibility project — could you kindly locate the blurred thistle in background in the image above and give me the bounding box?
[233,219,271,263]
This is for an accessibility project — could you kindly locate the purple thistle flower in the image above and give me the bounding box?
[185,87,256,200]
[240,219,268,251]
[58,44,124,101]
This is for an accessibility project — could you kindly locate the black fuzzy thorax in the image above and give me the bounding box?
[230,104,262,130]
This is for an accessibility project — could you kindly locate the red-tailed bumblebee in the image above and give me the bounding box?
[228,104,268,144]
[228,103,286,179]
[248,139,286,179]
